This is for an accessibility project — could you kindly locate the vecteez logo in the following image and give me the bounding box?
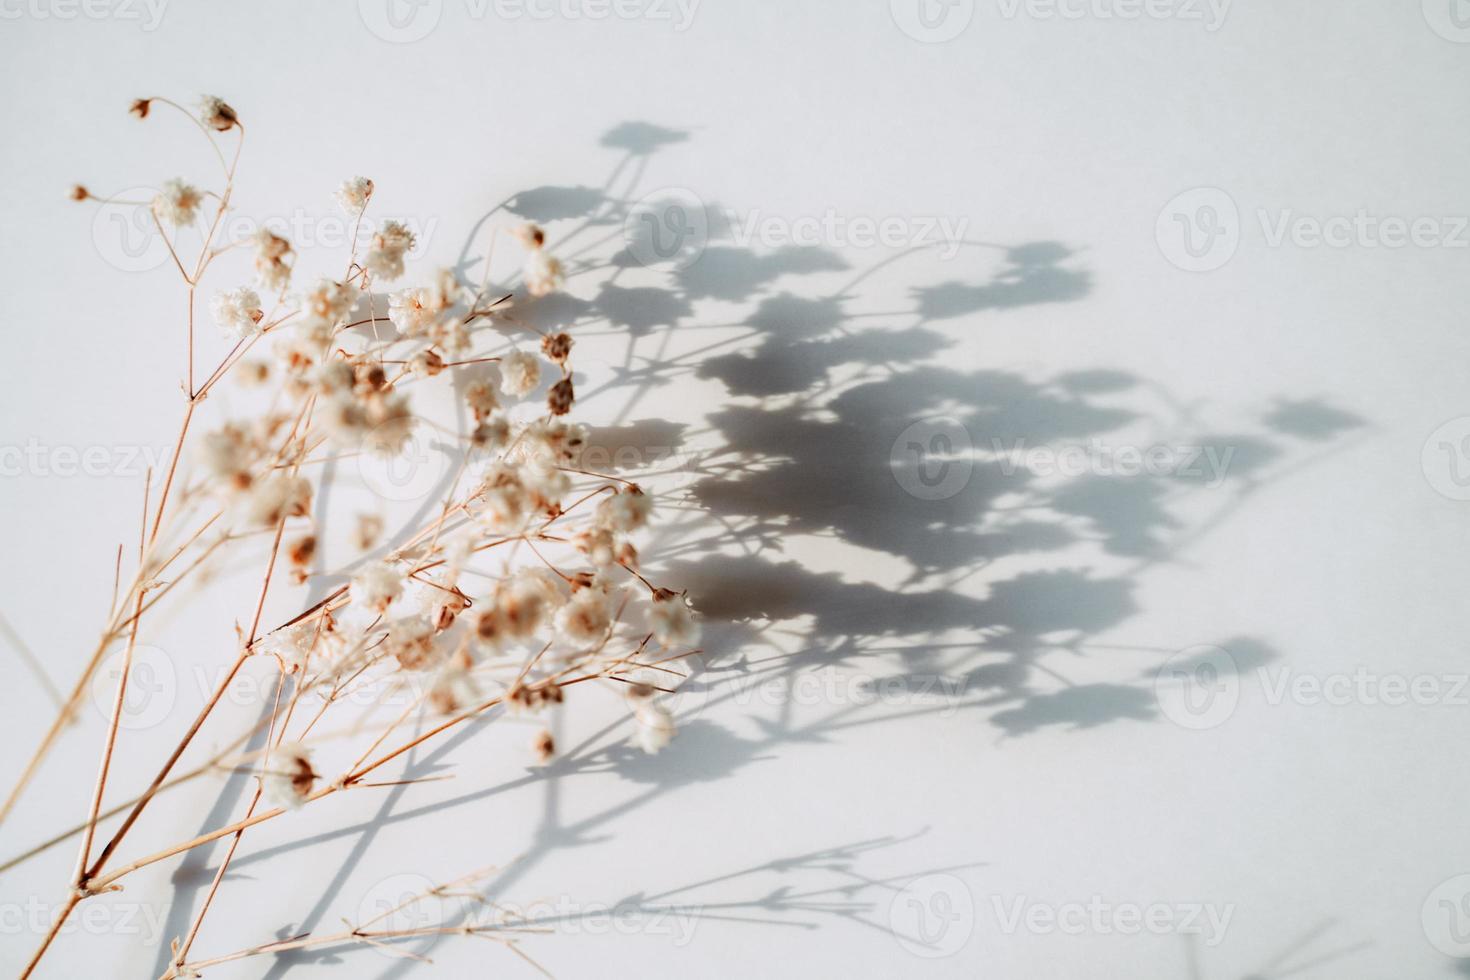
[891,0,975,42]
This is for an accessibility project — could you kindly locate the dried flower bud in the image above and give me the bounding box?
[410,349,444,377]
[433,591,469,631]
[287,534,316,568]
[547,377,574,416]
[129,98,152,119]
[262,744,316,809]
[70,184,89,202]
[334,176,374,214]
[531,729,555,764]
[355,513,384,552]
[513,223,546,250]
[237,360,271,387]
[200,95,238,132]
[465,379,499,420]
[541,332,573,364]
[354,362,388,394]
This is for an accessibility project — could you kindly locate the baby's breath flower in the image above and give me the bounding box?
[547,376,575,416]
[471,415,511,451]
[501,569,563,638]
[596,487,652,533]
[334,175,374,214]
[498,351,540,397]
[362,391,415,456]
[409,349,444,378]
[522,458,570,515]
[385,615,439,671]
[352,561,405,613]
[633,703,676,754]
[531,729,555,764]
[261,743,316,810]
[210,286,264,341]
[541,332,573,364]
[465,379,499,419]
[199,424,253,492]
[365,220,415,282]
[648,594,700,648]
[199,95,238,132]
[151,178,202,226]
[575,526,619,567]
[512,223,545,250]
[554,588,611,646]
[253,229,294,293]
[524,250,563,297]
[355,513,384,552]
[244,474,312,527]
[472,464,529,531]
[388,287,436,337]
[301,278,355,325]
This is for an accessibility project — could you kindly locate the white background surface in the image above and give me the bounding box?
[2,2,1470,977]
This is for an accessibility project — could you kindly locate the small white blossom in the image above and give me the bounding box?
[385,615,440,671]
[151,178,202,226]
[365,220,415,282]
[524,250,563,297]
[199,95,238,132]
[362,391,415,456]
[554,588,611,646]
[388,287,437,337]
[352,561,405,613]
[210,286,263,341]
[648,595,700,648]
[499,351,540,397]
[243,474,312,527]
[301,278,355,326]
[261,743,316,810]
[253,229,293,292]
[334,175,374,214]
[633,703,676,754]
[596,487,652,533]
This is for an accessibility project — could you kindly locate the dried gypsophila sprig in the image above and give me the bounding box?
[12,94,704,979]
